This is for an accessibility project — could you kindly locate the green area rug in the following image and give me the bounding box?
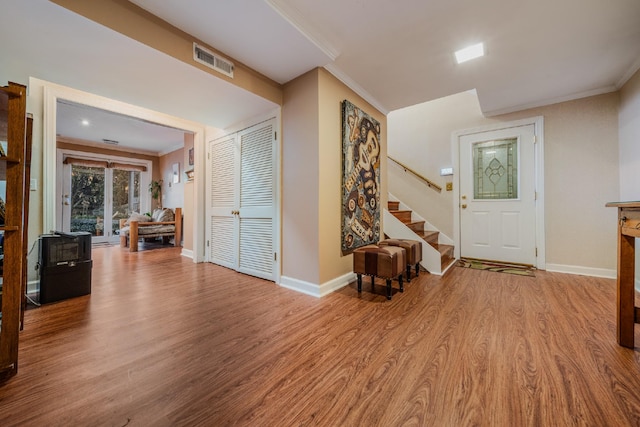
[457,258,535,277]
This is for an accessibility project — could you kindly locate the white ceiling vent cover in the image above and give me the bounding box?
[193,43,234,78]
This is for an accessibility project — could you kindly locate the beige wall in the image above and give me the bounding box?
[183,181,194,251]
[282,68,387,287]
[51,0,283,106]
[317,68,387,284]
[282,69,321,284]
[159,148,185,210]
[182,133,195,251]
[389,90,620,272]
[24,82,43,244]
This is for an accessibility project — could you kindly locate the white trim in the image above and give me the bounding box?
[323,64,389,115]
[56,136,161,157]
[273,110,282,284]
[452,116,545,269]
[27,280,39,294]
[636,278,640,293]
[279,272,355,298]
[36,78,208,263]
[545,264,616,280]
[181,248,194,259]
[483,86,617,117]
[265,0,340,61]
[220,108,280,137]
[42,84,57,234]
[617,56,640,89]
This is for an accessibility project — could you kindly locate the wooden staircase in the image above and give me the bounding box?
[387,201,455,272]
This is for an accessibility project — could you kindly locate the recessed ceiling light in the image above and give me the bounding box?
[81,119,90,126]
[455,43,484,64]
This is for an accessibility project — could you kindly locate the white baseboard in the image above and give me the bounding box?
[181,249,194,259]
[545,263,616,279]
[27,279,39,293]
[279,272,355,298]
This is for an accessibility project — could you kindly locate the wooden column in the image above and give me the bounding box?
[606,201,640,348]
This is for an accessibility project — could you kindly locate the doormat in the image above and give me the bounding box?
[457,258,535,277]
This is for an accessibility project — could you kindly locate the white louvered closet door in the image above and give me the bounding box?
[208,134,239,269]
[207,118,276,281]
[238,119,276,280]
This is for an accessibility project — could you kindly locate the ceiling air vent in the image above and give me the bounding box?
[193,43,234,78]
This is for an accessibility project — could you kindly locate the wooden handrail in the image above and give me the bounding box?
[388,156,442,193]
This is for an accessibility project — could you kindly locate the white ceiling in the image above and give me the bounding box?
[56,100,188,155]
[2,0,640,154]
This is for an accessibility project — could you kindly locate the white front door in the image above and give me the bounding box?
[207,118,277,281]
[458,124,537,265]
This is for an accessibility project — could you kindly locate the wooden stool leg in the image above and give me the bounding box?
[618,233,635,348]
[386,279,392,300]
[399,274,404,292]
[371,275,375,288]
[357,274,362,292]
[415,263,420,277]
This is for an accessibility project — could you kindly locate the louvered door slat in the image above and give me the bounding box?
[211,216,236,267]
[241,124,273,208]
[211,136,235,208]
[239,218,273,279]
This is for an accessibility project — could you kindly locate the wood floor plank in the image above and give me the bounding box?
[1,247,640,426]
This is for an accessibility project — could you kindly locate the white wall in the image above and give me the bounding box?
[388,90,488,237]
[389,90,620,274]
[619,69,640,200]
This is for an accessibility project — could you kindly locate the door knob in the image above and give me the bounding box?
[461,204,467,209]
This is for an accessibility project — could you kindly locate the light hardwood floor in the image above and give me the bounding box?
[1,246,640,426]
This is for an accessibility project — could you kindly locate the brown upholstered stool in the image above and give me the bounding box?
[379,239,422,282]
[352,245,406,300]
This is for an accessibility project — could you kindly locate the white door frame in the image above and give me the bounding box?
[56,148,152,241]
[452,116,545,269]
[38,78,207,262]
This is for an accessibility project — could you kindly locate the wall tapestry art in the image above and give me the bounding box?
[341,99,381,253]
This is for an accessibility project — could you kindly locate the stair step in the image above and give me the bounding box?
[389,209,412,223]
[386,197,455,274]
[430,243,455,270]
[441,254,456,271]
[407,221,425,233]
[420,230,439,244]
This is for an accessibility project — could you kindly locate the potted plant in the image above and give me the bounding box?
[149,179,163,209]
